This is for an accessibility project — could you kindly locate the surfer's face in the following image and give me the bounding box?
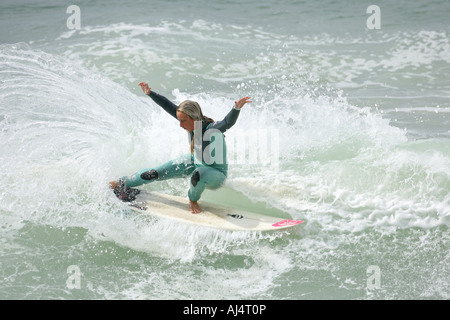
[177,111,195,132]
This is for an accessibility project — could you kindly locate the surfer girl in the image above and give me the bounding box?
[109,82,251,213]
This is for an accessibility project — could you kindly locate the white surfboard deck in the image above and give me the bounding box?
[128,190,303,231]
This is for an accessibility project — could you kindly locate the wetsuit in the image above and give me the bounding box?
[119,91,240,202]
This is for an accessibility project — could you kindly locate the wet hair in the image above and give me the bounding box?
[177,100,214,154]
[177,100,203,121]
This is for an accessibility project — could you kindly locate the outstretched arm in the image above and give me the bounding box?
[210,96,251,132]
[234,96,252,110]
[138,82,178,119]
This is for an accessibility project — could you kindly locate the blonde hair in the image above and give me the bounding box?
[177,100,214,154]
[178,100,203,121]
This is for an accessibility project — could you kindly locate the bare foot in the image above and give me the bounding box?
[109,180,119,189]
[189,200,202,214]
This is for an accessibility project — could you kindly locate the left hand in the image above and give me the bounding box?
[234,96,252,109]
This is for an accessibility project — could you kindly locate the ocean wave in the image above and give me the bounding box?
[2,42,448,237]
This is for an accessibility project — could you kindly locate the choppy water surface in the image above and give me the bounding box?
[0,0,449,299]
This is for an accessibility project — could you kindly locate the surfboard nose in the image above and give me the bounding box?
[272,219,303,228]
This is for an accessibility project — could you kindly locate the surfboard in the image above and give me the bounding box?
[128,190,303,231]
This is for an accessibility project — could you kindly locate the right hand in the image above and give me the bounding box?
[138,82,151,95]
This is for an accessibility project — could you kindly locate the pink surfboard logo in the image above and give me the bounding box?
[272,219,303,228]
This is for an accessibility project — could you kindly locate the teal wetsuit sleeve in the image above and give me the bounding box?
[209,108,241,133]
[148,91,178,119]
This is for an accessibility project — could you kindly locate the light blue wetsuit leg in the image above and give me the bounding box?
[121,154,227,202]
[188,166,227,202]
[122,154,195,188]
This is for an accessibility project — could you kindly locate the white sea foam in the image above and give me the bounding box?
[3,42,447,236]
[1,7,449,299]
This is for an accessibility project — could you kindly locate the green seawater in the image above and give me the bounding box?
[1,0,449,300]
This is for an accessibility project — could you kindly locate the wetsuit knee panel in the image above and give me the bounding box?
[191,169,200,187]
[141,169,158,181]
